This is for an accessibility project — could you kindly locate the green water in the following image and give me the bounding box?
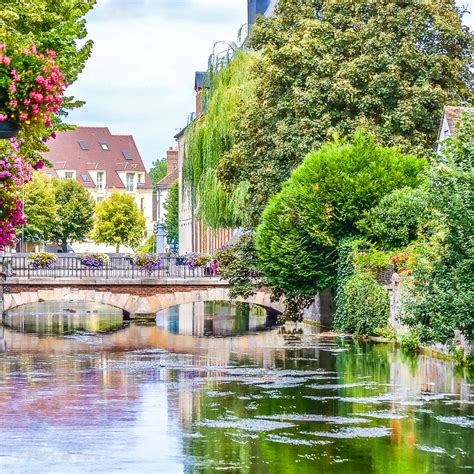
[0,301,472,473]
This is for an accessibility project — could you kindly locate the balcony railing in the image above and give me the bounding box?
[0,254,214,280]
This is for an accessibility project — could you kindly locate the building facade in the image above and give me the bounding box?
[41,126,155,251]
[155,147,178,253]
[176,0,275,256]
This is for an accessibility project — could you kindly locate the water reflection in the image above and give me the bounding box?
[0,302,471,473]
[4,301,125,336]
[157,301,278,337]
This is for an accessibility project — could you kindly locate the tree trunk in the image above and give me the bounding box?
[61,241,68,253]
[116,243,120,253]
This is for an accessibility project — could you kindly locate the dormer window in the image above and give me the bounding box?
[78,140,89,150]
[100,142,109,150]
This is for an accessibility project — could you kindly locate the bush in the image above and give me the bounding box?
[404,112,474,345]
[339,271,390,336]
[256,132,427,298]
[358,187,430,249]
[215,233,261,300]
[399,330,421,352]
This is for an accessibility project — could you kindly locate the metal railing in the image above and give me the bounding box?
[0,254,214,280]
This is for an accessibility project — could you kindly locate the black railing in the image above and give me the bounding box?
[0,254,213,280]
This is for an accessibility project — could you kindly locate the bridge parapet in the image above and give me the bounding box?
[2,278,285,319]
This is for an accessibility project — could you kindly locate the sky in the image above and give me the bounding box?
[67,0,474,170]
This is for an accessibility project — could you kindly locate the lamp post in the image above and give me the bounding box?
[154,221,166,254]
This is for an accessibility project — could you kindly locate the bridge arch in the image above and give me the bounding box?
[2,287,284,318]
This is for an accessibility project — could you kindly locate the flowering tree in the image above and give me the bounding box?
[0,0,94,249]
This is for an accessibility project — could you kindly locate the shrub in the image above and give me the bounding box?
[215,233,262,299]
[339,271,390,336]
[358,187,430,249]
[399,330,421,353]
[256,133,427,300]
[404,112,474,345]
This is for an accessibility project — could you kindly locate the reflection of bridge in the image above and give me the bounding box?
[2,278,285,319]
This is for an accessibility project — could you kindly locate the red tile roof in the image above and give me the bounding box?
[41,126,153,190]
[442,106,473,135]
[156,168,178,187]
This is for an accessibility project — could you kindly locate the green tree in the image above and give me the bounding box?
[220,0,473,225]
[1,0,95,90]
[22,172,58,243]
[51,178,95,252]
[183,51,255,228]
[148,158,168,186]
[255,133,426,316]
[358,187,430,249]
[164,181,179,250]
[92,191,146,253]
[405,112,474,344]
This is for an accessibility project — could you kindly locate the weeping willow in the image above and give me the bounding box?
[183,50,256,229]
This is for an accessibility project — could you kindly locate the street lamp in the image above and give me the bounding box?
[154,222,166,254]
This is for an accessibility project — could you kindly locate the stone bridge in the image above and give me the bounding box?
[1,278,285,319]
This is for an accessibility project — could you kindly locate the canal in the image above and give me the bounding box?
[0,301,472,472]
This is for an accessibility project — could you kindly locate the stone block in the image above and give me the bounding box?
[37,289,54,302]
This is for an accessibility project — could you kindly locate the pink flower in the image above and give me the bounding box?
[51,132,57,139]
[33,161,45,170]
[8,84,16,93]
[0,114,7,121]
[9,100,17,108]
[0,44,5,51]
[35,75,45,85]
[19,113,29,121]
[2,56,10,66]
[29,44,37,55]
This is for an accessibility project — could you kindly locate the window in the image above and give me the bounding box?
[65,172,74,180]
[78,140,89,150]
[82,174,90,182]
[126,173,134,191]
[97,172,104,190]
[99,142,109,150]
[137,173,142,184]
[97,197,104,204]
[140,198,144,211]
[122,150,133,160]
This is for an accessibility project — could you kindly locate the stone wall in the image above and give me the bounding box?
[303,289,336,327]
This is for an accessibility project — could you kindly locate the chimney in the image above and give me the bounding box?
[194,71,209,116]
[166,147,178,175]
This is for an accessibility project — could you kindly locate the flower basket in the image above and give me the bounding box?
[0,42,67,136]
[27,252,57,269]
[78,253,110,269]
[133,253,161,273]
[185,253,212,270]
[0,119,20,139]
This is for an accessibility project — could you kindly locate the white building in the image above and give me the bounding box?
[42,126,156,252]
